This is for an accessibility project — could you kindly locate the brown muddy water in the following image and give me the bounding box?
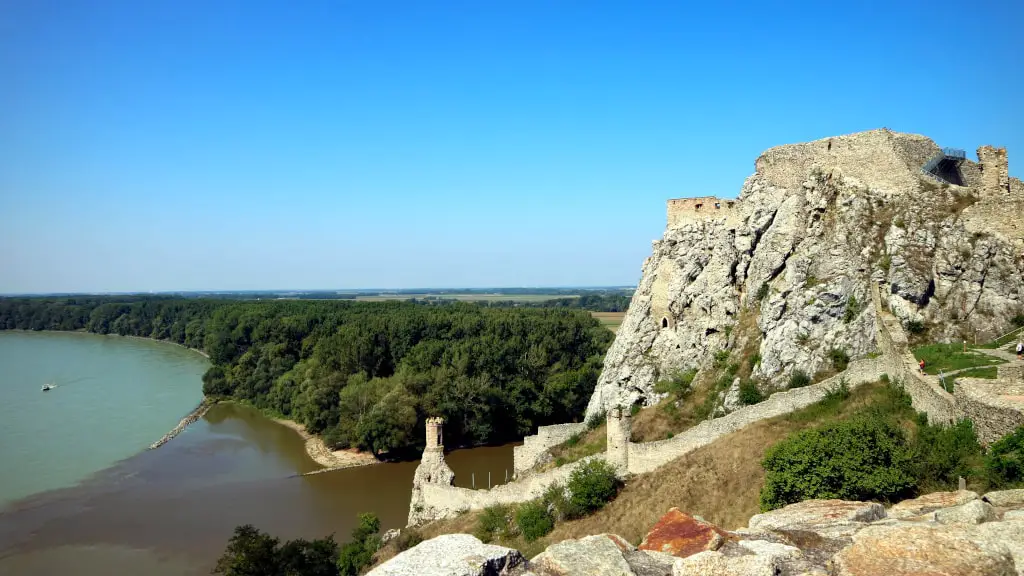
[0,402,516,575]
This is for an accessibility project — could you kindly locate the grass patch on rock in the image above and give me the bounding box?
[912,343,1005,374]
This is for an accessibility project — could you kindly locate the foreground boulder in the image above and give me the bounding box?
[888,490,979,519]
[367,534,523,576]
[984,489,1024,509]
[831,524,1016,576]
[747,499,884,537]
[638,508,728,558]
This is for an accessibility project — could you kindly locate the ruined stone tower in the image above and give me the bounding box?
[407,417,455,526]
[977,145,1010,197]
[606,406,632,472]
[425,416,444,452]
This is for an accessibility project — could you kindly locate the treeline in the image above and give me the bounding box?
[0,297,613,456]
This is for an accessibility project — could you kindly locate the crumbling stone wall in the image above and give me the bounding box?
[954,378,1024,445]
[513,422,586,475]
[754,129,939,196]
[667,197,739,228]
[626,357,886,474]
[606,406,631,472]
[977,145,1010,197]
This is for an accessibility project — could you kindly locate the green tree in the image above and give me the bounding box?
[338,513,381,576]
[567,459,621,517]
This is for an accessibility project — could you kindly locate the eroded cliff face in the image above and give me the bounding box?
[586,129,1024,421]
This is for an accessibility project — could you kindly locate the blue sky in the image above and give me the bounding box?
[1,1,1021,294]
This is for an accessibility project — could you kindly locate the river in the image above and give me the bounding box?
[0,331,515,575]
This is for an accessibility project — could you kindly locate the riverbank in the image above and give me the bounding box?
[268,415,380,470]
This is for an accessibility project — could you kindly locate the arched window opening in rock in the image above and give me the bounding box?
[661,317,669,329]
[714,202,721,209]
[694,203,702,210]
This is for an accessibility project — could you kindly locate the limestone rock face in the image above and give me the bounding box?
[638,508,728,558]
[671,550,780,576]
[585,129,1024,420]
[408,449,456,526]
[831,524,1016,576]
[367,534,524,576]
[936,499,998,525]
[985,489,1024,508]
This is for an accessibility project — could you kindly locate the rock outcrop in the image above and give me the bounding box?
[366,534,523,576]
[586,129,1024,420]
[382,490,1024,575]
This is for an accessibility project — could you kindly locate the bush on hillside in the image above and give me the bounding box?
[788,370,811,389]
[911,419,982,490]
[738,380,764,406]
[985,425,1024,488]
[515,501,554,542]
[1011,314,1024,328]
[829,348,850,372]
[213,524,340,576]
[760,416,916,511]
[474,505,512,543]
[567,460,621,516]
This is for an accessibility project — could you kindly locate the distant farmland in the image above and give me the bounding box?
[354,293,577,303]
[591,311,626,333]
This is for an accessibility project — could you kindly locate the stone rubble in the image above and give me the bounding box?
[381,490,1024,576]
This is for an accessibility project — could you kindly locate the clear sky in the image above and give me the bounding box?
[2,1,1021,294]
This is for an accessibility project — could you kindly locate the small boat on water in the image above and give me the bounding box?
[41,383,54,392]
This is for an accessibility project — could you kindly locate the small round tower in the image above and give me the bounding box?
[606,406,632,472]
[425,417,445,452]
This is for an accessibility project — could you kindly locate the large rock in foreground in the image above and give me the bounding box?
[638,508,728,558]
[832,524,1016,576]
[367,534,523,576]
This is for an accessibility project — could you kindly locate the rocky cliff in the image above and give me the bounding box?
[587,129,1024,420]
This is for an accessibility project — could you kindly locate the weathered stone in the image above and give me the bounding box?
[936,499,998,525]
[638,508,728,558]
[984,489,1024,508]
[888,490,979,519]
[831,524,1016,576]
[623,550,675,576]
[1003,510,1024,521]
[367,534,524,576]
[381,528,401,544]
[671,550,779,576]
[747,499,885,537]
[529,534,636,576]
[965,520,1024,576]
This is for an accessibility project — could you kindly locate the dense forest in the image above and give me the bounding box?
[0,297,613,456]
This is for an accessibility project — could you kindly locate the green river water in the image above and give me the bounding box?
[0,331,515,575]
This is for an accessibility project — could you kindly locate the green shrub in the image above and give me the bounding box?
[585,413,606,431]
[393,529,423,553]
[1012,314,1024,328]
[756,283,770,301]
[759,416,915,511]
[912,419,982,490]
[985,426,1024,488]
[567,459,621,516]
[829,348,850,372]
[738,380,764,406]
[474,505,511,543]
[714,350,730,368]
[338,513,382,576]
[653,369,696,397]
[515,501,554,542]
[905,320,926,335]
[843,295,863,324]
[564,432,582,448]
[541,482,578,521]
[788,370,811,389]
[823,378,851,403]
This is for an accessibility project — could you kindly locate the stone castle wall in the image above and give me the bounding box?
[754,129,939,196]
[513,422,586,475]
[626,358,886,474]
[955,377,1024,445]
[667,197,739,228]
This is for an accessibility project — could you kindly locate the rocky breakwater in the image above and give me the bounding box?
[148,398,215,449]
[377,489,1024,575]
[587,129,1024,420]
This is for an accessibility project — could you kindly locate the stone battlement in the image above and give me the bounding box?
[667,197,738,228]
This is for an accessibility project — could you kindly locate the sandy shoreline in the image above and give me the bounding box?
[269,416,380,470]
